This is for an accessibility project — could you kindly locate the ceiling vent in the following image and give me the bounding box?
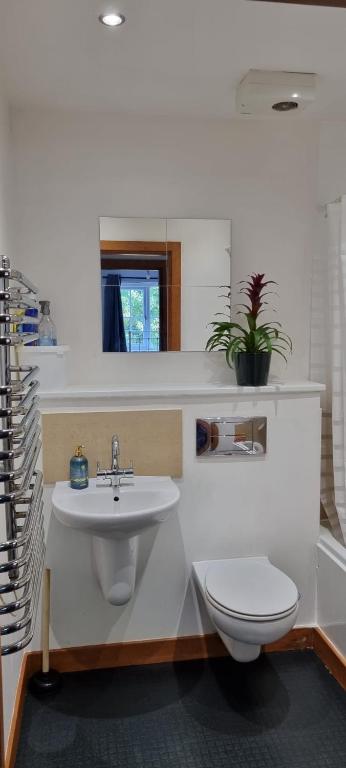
[236,70,317,115]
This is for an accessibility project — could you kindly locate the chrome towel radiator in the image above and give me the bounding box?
[0,256,44,655]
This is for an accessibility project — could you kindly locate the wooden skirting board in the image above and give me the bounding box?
[24,627,313,677]
[313,627,346,690]
[5,627,345,768]
[4,655,30,768]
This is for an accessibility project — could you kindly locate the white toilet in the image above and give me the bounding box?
[193,556,300,662]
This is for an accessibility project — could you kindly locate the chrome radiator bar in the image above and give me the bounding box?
[0,256,45,655]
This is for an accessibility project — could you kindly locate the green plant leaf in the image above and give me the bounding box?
[271,347,288,363]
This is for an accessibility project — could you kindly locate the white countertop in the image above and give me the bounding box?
[39,380,325,407]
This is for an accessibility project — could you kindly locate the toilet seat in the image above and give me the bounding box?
[205,557,299,622]
[205,591,298,622]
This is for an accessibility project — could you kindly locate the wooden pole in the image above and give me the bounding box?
[41,569,50,674]
[28,568,61,695]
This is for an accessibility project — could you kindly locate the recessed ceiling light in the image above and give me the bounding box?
[272,101,298,112]
[98,12,126,27]
[291,93,299,99]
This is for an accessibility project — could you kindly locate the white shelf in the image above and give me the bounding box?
[39,380,325,410]
[22,345,70,390]
[23,345,70,355]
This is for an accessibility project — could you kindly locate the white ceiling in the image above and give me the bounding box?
[2,0,346,117]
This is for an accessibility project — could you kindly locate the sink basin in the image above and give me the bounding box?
[52,476,180,605]
[53,476,180,539]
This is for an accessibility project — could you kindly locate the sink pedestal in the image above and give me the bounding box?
[53,476,180,606]
[92,535,138,606]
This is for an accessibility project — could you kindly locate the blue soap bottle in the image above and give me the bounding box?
[70,445,88,489]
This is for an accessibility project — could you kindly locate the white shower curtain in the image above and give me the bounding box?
[311,196,346,544]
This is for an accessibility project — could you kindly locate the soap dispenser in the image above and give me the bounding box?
[70,445,88,489]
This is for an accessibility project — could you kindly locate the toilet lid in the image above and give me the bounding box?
[205,559,299,618]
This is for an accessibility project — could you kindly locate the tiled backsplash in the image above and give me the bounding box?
[42,410,182,483]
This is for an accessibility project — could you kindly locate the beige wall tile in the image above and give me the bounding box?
[42,410,182,483]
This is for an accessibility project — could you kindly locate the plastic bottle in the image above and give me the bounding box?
[22,307,39,345]
[38,300,57,346]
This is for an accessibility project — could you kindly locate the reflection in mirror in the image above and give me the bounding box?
[196,417,267,457]
[100,217,231,352]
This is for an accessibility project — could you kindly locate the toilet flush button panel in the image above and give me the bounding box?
[196,417,267,457]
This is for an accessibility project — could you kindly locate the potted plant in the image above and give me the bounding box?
[206,273,292,386]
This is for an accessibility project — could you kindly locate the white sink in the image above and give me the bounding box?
[52,476,180,605]
[53,476,179,539]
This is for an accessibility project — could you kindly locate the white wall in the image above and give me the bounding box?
[318,121,346,205]
[34,391,321,653]
[11,108,319,384]
[0,75,12,254]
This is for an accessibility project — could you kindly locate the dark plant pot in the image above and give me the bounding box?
[234,352,271,386]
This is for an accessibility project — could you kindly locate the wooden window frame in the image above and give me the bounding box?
[100,240,181,351]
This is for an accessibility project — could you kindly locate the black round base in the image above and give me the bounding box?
[29,669,62,696]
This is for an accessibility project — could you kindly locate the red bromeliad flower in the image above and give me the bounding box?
[238,273,277,325]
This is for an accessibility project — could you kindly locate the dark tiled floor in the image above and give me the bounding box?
[15,651,346,768]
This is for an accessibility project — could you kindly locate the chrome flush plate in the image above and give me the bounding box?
[196,417,267,457]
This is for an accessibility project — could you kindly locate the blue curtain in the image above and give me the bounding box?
[103,274,127,352]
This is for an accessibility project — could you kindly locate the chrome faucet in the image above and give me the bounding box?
[111,434,120,472]
[97,434,134,488]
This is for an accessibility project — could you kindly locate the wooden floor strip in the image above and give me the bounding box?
[264,627,314,653]
[4,656,29,768]
[313,627,346,691]
[25,627,311,677]
[26,633,227,677]
[0,641,5,768]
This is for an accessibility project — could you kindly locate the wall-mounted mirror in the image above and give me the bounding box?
[100,217,231,352]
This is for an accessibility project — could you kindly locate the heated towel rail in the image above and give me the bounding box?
[0,256,44,655]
